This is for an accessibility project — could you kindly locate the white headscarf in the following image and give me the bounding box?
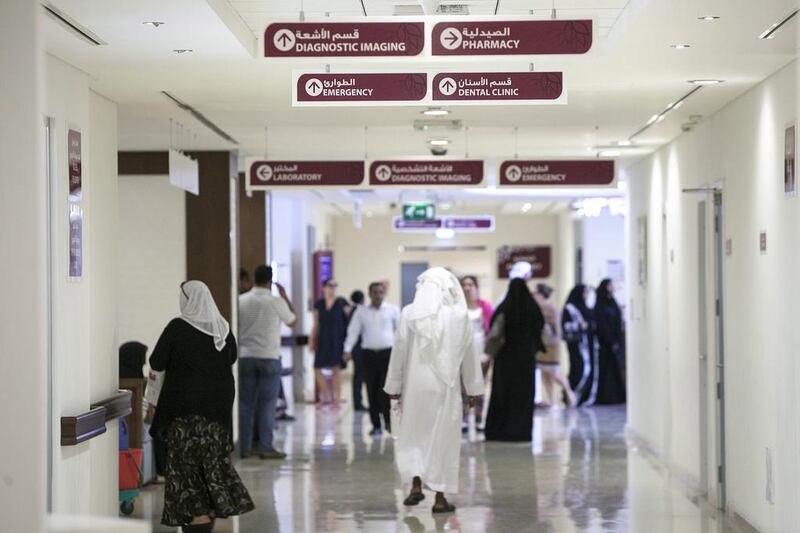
[179,280,230,351]
[406,267,469,387]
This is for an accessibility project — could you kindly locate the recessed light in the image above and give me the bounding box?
[758,9,798,39]
[521,202,532,213]
[617,140,632,147]
[698,16,719,21]
[422,108,450,117]
[646,114,660,125]
[143,21,165,28]
[173,49,193,54]
[671,44,691,49]
[599,150,621,157]
[688,79,724,86]
[429,139,450,146]
[435,228,455,240]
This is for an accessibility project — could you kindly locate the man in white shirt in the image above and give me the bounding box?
[344,282,400,436]
[238,265,296,459]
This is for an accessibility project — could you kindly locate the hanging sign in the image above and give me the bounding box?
[432,20,592,56]
[248,160,364,189]
[403,203,436,221]
[294,73,428,105]
[432,72,564,103]
[499,160,615,186]
[265,22,425,57]
[393,215,495,232]
[68,129,82,201]
[369,160,484,186]
[497,246,552,279]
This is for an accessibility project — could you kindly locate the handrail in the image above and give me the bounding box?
[60,389,133,447]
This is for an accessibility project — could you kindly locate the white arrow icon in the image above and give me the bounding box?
[440,27,462,50]
[305,78,324,97]
[273,29,296,52]
[505,165,522,182]
[439,77,457,96]
[375,165,392,182]
[256,164,274,182]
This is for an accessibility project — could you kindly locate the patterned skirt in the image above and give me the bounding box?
[161,415,255,526]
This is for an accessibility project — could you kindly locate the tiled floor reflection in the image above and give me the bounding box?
[134,404,746,533]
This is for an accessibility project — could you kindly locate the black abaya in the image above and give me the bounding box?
[593,298,626,405]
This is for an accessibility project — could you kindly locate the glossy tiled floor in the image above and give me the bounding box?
[134,403,745,533]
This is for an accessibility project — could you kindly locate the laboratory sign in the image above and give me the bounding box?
[248,161,364,188]
[265,22,424,57]
[369,160,484,186]
[499,160,615,186]
[432,20,592,56]
[433,72,564,103]
[295,73,428,105]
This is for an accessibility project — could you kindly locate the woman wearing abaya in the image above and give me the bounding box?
[593,279,626,404]
[562,284,596,406]
[484,278,546,442]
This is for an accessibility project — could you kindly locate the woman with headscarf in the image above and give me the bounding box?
[593,279,626,404]
[484,278,545,442]
[384,267,483,514]
[149,281,254,532]
[562,284,596,406]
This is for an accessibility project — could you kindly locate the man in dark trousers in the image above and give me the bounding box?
[344,282,400,436]
[348,290,367,412]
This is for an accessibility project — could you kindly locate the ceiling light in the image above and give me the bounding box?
[670,44,691,49]
[688,79,724,86]
[646,114,660,125]
[617,140,632,147]
[423,108,450,117]
[429,139,450,146]
[599,150,621,157]
[521,202,532,213]
[173,49,193,54]
[435,228,455,240]
[698,16,719,21]
[143,21,165,27]
[759,9,798,39]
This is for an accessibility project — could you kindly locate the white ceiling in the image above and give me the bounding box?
[44,0,799,177]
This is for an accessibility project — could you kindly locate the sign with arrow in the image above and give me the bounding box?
[294,73,428,105]
[403,203,436,222]
[247,161,364,190]
[369,160,484,186]
[432,20,593,56]
[265,22,424,57]
[499,160,616,186]
[432,72,566,103]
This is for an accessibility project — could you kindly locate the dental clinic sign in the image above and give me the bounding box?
[499,160,615,186]
[433,72,564,103]
[265,22,424,57]
[432,20,592,56]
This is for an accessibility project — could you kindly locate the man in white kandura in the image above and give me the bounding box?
[384,267,484,514]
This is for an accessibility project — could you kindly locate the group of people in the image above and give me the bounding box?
[144,263,626,528]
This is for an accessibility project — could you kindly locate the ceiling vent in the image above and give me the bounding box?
[437,4,470,15]
[42,3,107,46]
[413,119,463,131]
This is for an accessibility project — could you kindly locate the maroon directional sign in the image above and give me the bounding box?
[497,246,552,278]
[248,161,364,188]
[370,160,483,186]
[432,20,592,56]
[433,72,563,102]
[295,73,428,104]
[265,22,424,57]
[499,160,615,186]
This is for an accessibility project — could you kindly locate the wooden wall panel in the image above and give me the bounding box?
[238,172,266,278]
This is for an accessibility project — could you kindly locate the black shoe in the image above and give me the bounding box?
[369,427,383,436]
[277,413,296,421]
[403,492,426,506]
[432,502,456,514]
[354,405,367,412]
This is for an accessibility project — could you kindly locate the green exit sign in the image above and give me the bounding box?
[403,203,435,221]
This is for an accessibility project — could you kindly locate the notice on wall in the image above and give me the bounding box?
[294,73,428,105]
[248,160,364,190]
[433,72,565,103]
[432,20,592,56]
[785,123,796,196]
[369,160,484,186]
[497,246,552,279]
[265,22,424,57]
[68,129,82,201]
[312,250,334,303]
[499,160,615,186]
[69,203,83,279]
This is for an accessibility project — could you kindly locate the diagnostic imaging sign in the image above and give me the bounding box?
[265,22,424,57]
[369,160,484,186]
[499,160,615,186]
[432,20,592,56]
[433,72,565,103]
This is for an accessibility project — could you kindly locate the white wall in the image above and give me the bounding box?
[582,210,627,305]
[118,176,186,351]
[0,1,46,530]
[46,53,120,517]
[626,61,799,532]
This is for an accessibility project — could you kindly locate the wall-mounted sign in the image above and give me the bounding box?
[393,215,495,232]
[432,20,592,56]
[370,160,484,186]
[265,22,425,57]
[497,246,552,279]
[403,203,435,221]
[433,72,564,103]
[68,129,82,201]
[499,160,615,186]
[248,161,364,189]
[294,73,428,105]
[312,250,334,303]
[69,203,83,279]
